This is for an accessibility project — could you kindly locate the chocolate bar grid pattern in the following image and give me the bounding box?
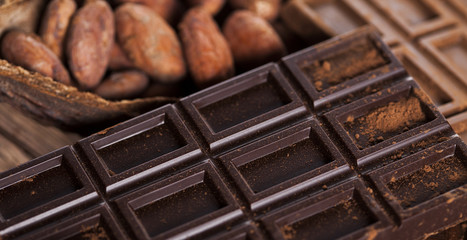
[282,0,467,145]
[0,29,466,239]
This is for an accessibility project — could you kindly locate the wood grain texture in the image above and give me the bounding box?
[0,103,81,171]
[0,132,31,171]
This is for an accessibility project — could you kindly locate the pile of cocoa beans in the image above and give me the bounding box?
[0,0,304,100]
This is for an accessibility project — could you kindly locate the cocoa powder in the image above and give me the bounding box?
[301,38,388,92]
[346,96,428,149]
[80,223,109,240]
[363,96,426,134]
[388,155,467,208]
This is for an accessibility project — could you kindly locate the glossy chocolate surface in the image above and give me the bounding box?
[0,28,465,239]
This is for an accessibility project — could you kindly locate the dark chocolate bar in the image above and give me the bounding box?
[281,0,467,144]
[0,28,466,240]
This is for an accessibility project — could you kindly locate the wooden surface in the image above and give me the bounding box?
[0,102,81,172]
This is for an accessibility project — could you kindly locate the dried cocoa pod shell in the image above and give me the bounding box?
[1,30,72,85]
[115,3,186,83]
[67,0,114,90]
[114,0,183,24]
[185,0,225,15]
[228,0,280,21]
[39,0,76,60]
[0,60,175,129]
[179,7,234,88]
[94,71,149,100]
[223,10,286,69]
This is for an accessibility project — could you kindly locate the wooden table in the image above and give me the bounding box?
[0,102,81,172]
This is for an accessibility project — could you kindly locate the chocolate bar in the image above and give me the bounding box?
[281,0,467,145]
[0,28,465,239]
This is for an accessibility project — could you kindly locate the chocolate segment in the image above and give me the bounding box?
[283,28,405,112]
[0,147,99,239]
[368,138,467,239]
[20,205,128,240]
[371,0,456,38]
[204,222,264,240]
[261,179,391,240]
[181,63,307,154]
[281,0,467,143]
[114,161,243,239]
[0,29,466,239]
[218,118,354,213]
[325,81,445,160]
[420,28,467,87]
[281,0,368,43]
[77,105,204,197]
[391,44,466,116]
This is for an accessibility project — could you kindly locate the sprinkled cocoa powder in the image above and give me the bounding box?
[80,223,109,240]
[425,221,467,240]
[300,38,388,92]
[280,197,376,240]
[346,96,428,149]
[281,225,296,240]
[387,155,467,209]
[363,96,426,134]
